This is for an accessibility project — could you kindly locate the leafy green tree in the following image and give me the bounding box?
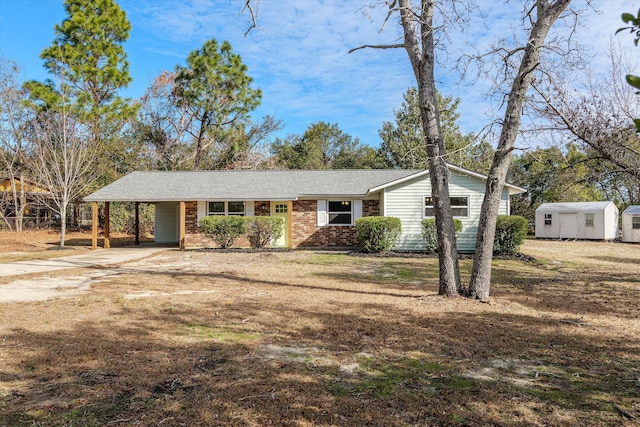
[379,87,493,173]
[508,144,604,221]
[175,39,262,170]
[272,121,384,169]
[24,0,135,183]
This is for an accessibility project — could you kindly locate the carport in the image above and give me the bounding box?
[85,200,187,251]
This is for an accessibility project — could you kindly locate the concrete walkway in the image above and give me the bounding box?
[0,246,171,277]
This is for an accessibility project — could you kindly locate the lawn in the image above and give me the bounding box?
[0,236,638,426]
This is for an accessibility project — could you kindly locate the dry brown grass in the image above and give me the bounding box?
[0,230,153,263]
[0,238,639,426]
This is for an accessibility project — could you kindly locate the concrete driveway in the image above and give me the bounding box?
[0,246,172,303]
[0,246,170,277]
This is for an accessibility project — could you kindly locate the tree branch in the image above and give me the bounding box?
[348,43,405,54]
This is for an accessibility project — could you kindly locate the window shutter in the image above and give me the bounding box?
[245,201,254,216]
[197,201,207,220]
[353,200,363,222]
[317,200,327,226]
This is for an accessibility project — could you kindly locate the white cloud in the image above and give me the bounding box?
[120,0,638,147]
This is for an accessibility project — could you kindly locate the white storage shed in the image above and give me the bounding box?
[535,201,619,240]
[622,205,640,243]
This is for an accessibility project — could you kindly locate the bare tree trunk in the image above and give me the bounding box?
[400,0,461,295]
[59,202,67,248]
[468,0,572,300]
[194,111,209,170]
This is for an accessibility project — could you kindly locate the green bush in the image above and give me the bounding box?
[244,216,284,248]
[421,218,463,252]
[355,216,402,253]
[493,215,528,255]
[199,215,246,249]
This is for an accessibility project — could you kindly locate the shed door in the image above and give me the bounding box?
[559,213,577,239]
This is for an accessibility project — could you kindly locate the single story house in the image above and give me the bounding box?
[622,205,640,243]
[84,165,526,252]
[534,201,619,240]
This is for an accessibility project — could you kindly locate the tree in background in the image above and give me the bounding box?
[174,39,262,170]
[133,71,194,171]
[531,43,640,205]
[509,144,604,221]
[0,58,32,232]
[379,87,494,173]
[28,76,101,248]
[134,70,279,171]
[24,0,135,183]
[272,121,384,170]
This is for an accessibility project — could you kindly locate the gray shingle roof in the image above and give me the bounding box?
[84,167,526,202]
[84,170,423,202]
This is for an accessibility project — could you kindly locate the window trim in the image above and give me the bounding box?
[423,195,470,219]
[207,201,246,216]
[585,213,594,227]
[544,213,552,226]
[327,200,353,226]
[632,216,640,230]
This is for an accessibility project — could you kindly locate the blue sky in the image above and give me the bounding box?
[0,0,636,148]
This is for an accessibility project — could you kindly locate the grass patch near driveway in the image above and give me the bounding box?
[0,239,639,425]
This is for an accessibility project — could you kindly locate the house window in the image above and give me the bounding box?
[208,201,245,216]
[275,203,288,213]
[633,216,640,230]
[328,200,352,225]
[585,213,594,227]
[544,214,552,225]
[424,196,469,218]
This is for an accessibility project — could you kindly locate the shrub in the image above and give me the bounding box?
[421,218,463,252]
[493,215,528,255]
[244,216,284,248]
[355,216,402,253]
[199,215,246,249]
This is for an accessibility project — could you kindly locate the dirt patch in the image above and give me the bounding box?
[0,239,639,425]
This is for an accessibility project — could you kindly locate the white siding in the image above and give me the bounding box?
[383,172,510,252]
[622,206,640,243]
[155,202,179,243]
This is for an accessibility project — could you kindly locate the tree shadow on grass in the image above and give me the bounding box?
[2,289,638,426]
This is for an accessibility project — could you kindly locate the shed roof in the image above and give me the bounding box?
[536,201,615,213]
[623,205,640,215]
[84,166,526,203]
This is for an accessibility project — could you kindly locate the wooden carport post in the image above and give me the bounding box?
[287,200,293,248]
[135,202,140,246]
[179,201,186,250]
[91,202,98,250]
[104,202,110,249]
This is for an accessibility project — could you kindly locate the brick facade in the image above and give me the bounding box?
[182,198,380,249]
[291,199,380,248]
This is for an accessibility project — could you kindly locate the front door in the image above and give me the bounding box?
[271,202,290,247]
